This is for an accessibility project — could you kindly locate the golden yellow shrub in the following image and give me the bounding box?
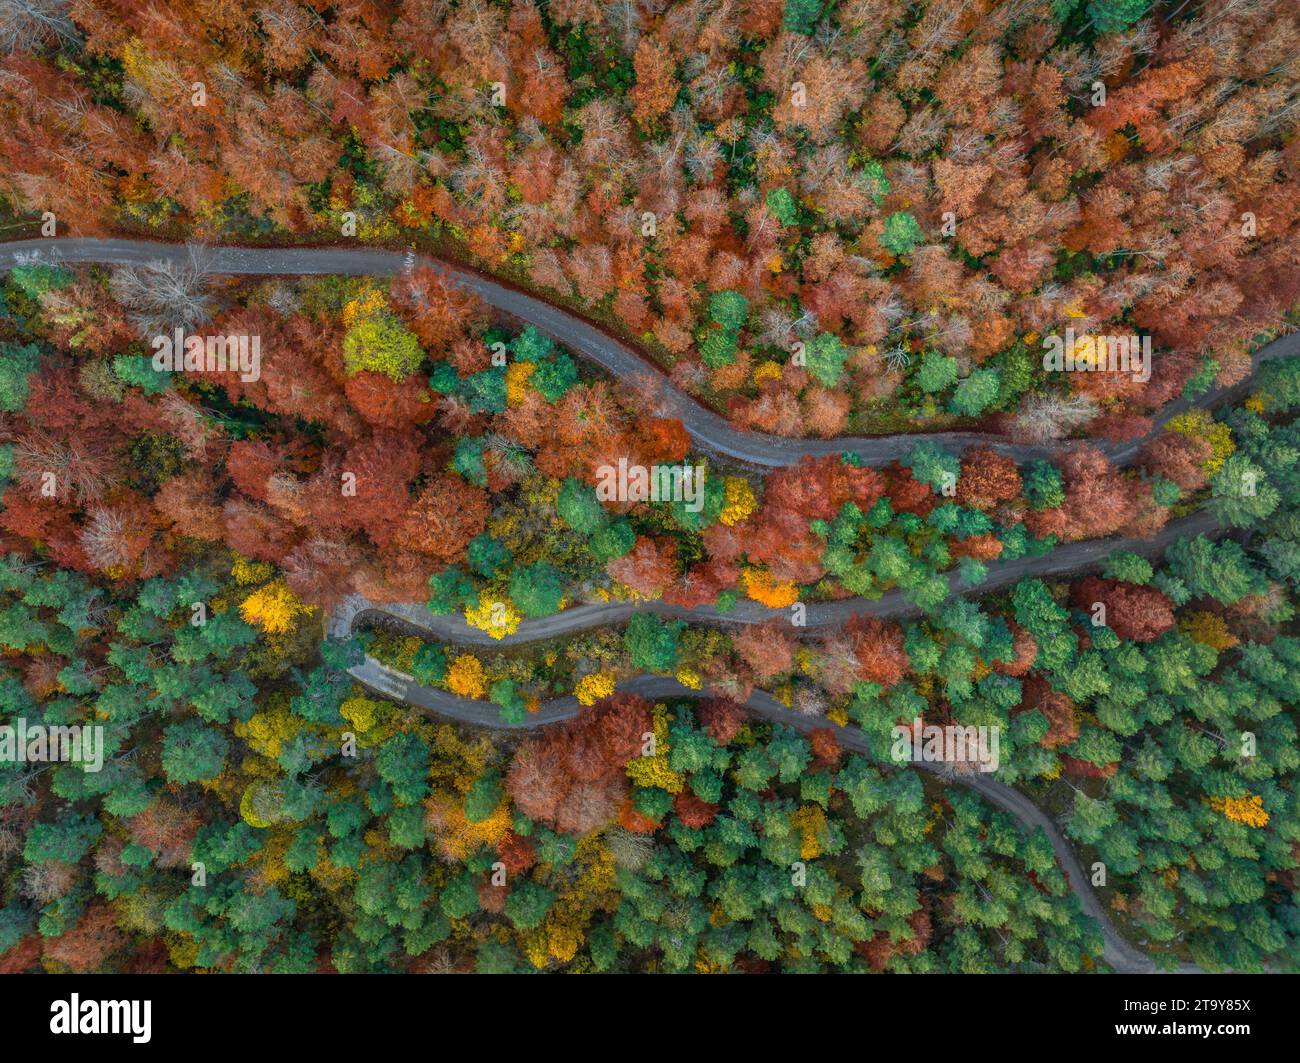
[1208,793,1269,828]
[575,672,616,706]
[719,476,758,526]
[741,566,799,608]
[464,596,522,640]
[239,581,310,634]
[445,654,487,699]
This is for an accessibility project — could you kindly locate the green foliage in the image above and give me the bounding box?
[625,613,681,671]
[916,351,958,394]
[1023,461,1065,510]
[766,186,799,224]
[467,534,512,579]
[1166,535,1263,605]
[879,211,924,257]
[558,477,606,534]
[510,326,554,362]
[113,354,170,394]
[162,721,229,784]
[1103,552,1153,585]
[531,354,578,402]
[505,879,556,930]
[509,561,566,617]
[806,333,851,387]
[464,770,503,822]
[709,290,750,332]
[343,313,424,379]
[782,0,824,34]
[0,342,39,411]
[905,441,960,493]
[949,369,1001,417]
[1211,455,1279,528]
[1086,0,1148,34]
[427,566,476,614]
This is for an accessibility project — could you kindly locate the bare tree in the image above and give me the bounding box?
[109,244,214,337]
[0,0,79,54]
[1011,393,1099,444]
[15,429,116,502]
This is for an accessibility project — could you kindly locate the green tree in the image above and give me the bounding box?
[880,212,924,256]
[949,369,1001,417]
[558,478,606,534]
[161,722,229,784]
[806,333,851,387]
[917,351,958,394]
[509,561,565,617]
[625,613,682,671]
[0,342,40,411]
[1086,0,1149,34]
[343,313,424,379]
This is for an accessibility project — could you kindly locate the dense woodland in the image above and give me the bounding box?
[0,0,1297,973]
[1,0,1298,434]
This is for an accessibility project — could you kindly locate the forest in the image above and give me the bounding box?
[0,0,1297,975]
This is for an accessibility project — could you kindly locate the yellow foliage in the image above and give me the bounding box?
[231,555,274,586]
[506,360,536,405]
[518,835,619,966]
[1244,395,1265,414]
[430,723,492,794]
[790,803,827,860]
[753,360,782,385]
[741,566,799,608]
[464,595,522,640]
[340,694,386,735]
[309,848,357,892]
[236,703,301,760]
[795,645,815,675]
[252,830,293,885]
[446,654,487,699]
[674,668,702,690]
[1180,611,1238,651]
[1208,793,1269,828]
[165,933,199,971]
[575,836,619,897]
[239,785,273,829]
[575,672,616,706]
[342,285,387,327]
[719,476,759,526]
[1167,411,1235,475]
[521,921,586,969]
[425,793,512,861]
[626,704,683,793]
[239,581,311,635]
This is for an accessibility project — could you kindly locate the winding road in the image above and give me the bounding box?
[348,509,1222,647]
[328,512,1224,975]
[1,237,1297,468]
[3,236,1273,974]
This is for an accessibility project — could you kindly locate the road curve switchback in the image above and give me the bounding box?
[2,236,1268,975]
